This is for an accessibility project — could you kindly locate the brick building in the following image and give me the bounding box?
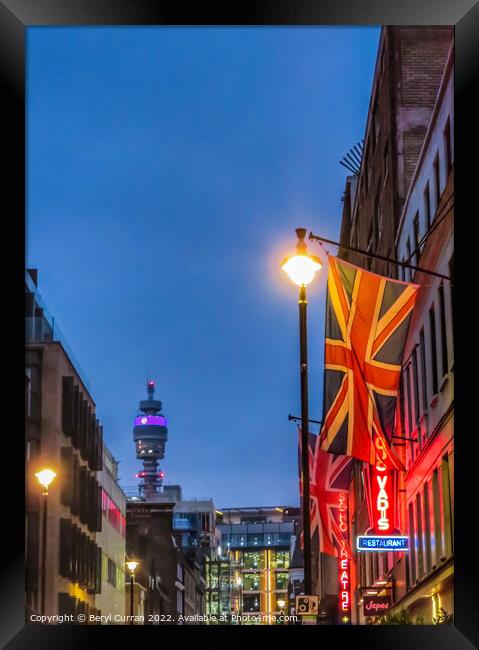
[125,501,178,622]
[26,269,103,620]
[340,26,453,277]
[333,26,453,624]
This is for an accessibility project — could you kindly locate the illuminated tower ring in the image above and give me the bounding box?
[133,380,168,496]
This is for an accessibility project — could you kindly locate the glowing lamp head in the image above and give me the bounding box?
[126,560,139,573]
[35,468,57,493]
[281,228,322,286]
[277,599,286,609]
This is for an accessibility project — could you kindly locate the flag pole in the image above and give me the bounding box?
[308,232,451,281]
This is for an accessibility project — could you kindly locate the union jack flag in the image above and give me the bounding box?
[298,429,353,557]
[297,428,317,546]
[319,256,418,471]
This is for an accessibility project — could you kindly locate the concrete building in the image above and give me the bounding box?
[95,444,127,622]
[216,506,300,624]
[26,269,103,620]
[335,28,454,625]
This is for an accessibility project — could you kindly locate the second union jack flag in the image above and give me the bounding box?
[319,256,418,471]
[298,429,353,557]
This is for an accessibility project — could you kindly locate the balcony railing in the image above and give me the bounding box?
[25,271,91,391]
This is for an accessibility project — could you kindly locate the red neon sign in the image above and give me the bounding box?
[338,493,351,622]
[365,436,400,535]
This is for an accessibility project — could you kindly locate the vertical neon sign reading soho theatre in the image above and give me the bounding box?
[338,493,351,621]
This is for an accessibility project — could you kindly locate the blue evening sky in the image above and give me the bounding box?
[27,26,380,507]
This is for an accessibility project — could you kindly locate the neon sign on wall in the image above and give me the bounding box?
[365,435,401,536]
[338,493,351,623]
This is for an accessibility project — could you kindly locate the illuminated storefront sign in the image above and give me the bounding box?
[368,436,399,535]
[134,415,168,427]
[363,595,391,617]
[361,435,404,552]
[356,535,409,551]
[338,493,351,624]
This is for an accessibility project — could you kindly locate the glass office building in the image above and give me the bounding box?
[216,507,300,624]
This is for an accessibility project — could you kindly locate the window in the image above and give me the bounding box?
[275,572,289,590]
[408,503,417,585]
[26,366,41,419]
[272,550,289,569]
[406,238,412,280]
[412,349,421,446]
[107,558,116,587]
[423,483,432,573]
[101,489,125,537]
[419,328,428,414]
[413,212,420,261]
[243,573,261,591]
[243,551,265,570]
[399,373,406,440]
[405,366,415,464]
[432,469,443,564]
[429,306,439,396]
[449,254,454,346]
[444,118,452,173]
[59,518,73,578]
[424,182,431,229]
[434,153,441,211]
[416,493,424,578]
[243,594,261,613]
[405,365,413,438]
[442,454,453,558]
[438,283,449,377]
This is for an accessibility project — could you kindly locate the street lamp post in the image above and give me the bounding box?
[126,560,139,624]
[281,228,322,597]
[35,468,57,616]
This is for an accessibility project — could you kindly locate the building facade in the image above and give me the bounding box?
[95,444,127,622]
[125,500,178,622]
[335,27,454,625]
[26,269,103,620]
[216,506,300,624]
[389,44,454,623]
[340,26,453,277]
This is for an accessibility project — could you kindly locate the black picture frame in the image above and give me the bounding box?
[1,0,477,647]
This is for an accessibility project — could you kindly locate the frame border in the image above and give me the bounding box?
[1,0,477,647]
